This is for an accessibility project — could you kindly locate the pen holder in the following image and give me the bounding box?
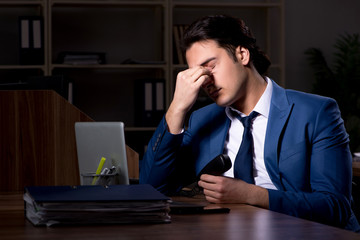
[81,172,118,186]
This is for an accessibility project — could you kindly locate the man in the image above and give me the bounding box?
[139,15,360,231]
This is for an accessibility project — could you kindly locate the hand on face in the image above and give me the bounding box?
[172,66,212,114]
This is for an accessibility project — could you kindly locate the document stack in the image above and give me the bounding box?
[24,184,171,227]
[57,52,106,65]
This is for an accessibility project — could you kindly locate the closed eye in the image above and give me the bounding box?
[203,61,216,72]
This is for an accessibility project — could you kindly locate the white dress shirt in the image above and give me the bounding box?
[223,77,277,190]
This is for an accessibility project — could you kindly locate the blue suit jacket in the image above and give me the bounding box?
[140,80,360,231]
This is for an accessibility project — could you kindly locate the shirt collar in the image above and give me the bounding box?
[225,77,273,119]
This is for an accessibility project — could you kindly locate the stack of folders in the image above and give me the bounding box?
[24,184,171,227]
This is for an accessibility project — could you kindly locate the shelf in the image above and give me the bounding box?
[50,0,166,7]
[125,127,157,132]
[0,65,46,70]
[172,1,283,8]
[172,64,188,69]
[0,1,45,6]
[50,64,167,70]
[49,3,166,70]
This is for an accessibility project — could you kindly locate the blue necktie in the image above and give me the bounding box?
[233,111,259,184]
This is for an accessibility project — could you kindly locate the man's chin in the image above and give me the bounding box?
[214,98,231,107]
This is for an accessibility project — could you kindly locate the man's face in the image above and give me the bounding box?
[185,40,249,107]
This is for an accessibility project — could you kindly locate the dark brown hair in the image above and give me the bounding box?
[181,15,271,75]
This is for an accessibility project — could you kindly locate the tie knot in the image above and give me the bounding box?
[239,111,259,128]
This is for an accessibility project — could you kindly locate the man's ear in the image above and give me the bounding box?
[235,46,250,66]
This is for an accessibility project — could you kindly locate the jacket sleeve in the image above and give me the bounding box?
[139,104,227,195]
[139,116,194,194]
[268,98,359,231]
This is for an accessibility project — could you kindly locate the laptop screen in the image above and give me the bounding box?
[75,122,129,185]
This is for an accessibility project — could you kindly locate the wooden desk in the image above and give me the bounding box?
[353,162,360,177]
[1,193,359,240]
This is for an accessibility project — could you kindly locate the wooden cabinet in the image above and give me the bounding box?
[0,0,284,158]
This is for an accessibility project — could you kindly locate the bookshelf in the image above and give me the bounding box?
[0,0,284,158]
[0,0,47,83]
[170,0,285,96]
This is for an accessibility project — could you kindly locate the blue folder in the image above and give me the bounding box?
[24,184,170,203]
[24,184,171,226]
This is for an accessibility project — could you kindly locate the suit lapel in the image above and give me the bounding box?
[264,81,293,190]
[209,116,230,157]
[195,107,230,174]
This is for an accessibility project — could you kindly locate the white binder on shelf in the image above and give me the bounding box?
[19,16,44,65]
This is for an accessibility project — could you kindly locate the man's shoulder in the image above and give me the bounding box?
[194,103,223,113]
[281,89,342,122]
[285,88,337,107]
[191,103,226,118]
[189,103,227,124]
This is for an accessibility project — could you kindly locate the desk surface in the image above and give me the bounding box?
[354,162,360,177]
[1,192,359,240]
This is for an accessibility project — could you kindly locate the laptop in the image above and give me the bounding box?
[75,122,129,185]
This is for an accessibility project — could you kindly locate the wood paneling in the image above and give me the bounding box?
[0,90,138,191]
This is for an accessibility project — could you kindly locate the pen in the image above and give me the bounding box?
[92,157,106,185]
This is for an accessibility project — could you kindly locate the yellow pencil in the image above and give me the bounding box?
[92,157,106,185]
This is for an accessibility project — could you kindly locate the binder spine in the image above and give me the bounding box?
[135,79,165,127]
[19,16,44,65]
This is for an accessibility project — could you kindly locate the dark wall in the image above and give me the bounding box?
[284,0,360,92]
